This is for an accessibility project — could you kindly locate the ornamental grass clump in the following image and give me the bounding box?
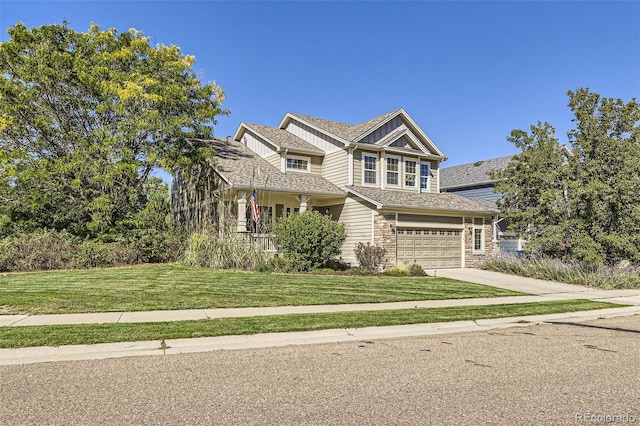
[480,253,640,289]
[181,229,268,270]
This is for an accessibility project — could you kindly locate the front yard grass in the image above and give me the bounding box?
[0,264,522,315]
[0,300,620,348]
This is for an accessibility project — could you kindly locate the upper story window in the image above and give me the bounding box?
[386,157,400,186]
[363,154,377,185]
[420,163,430,191]
[405,160,417,188]
[286,155,310,173]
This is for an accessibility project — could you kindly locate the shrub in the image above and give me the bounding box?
[354,242,387,271]
[272,210,346,272]
[409,263,426,276]
[349,267,377,276]
[382,262,411,277]
[181,229,268,270]
[0,229,78,272]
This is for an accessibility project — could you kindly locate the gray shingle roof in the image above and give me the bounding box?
[348,186,498,214]
[290,110,400,142]
[243,123,324,155]
[211,138,344,195]
[440,155,514,189]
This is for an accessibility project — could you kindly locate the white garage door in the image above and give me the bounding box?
[397,228,462,269]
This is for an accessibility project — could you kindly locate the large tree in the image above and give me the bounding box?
[494,89,640,266]
[0,22,228,237]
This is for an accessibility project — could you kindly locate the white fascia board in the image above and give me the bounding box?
[398,109,447,159]
[241,124,281,152]
[380,128,408,147]
[352,108,403,143]
[278,113,351,146]
[232,122,248,141]
[346,188,383,209]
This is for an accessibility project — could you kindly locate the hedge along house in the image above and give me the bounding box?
[172,109,498,268]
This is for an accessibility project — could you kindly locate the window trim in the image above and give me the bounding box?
[285,155,311,173]
[420,162,430,192]
[473,217,485,252]
[362,154,378,186]
[404,159,417,189]
[385,155,401,187]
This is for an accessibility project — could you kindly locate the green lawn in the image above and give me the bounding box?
[0,300,619,348]
[0,264,522,314]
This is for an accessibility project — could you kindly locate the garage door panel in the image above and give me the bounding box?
[397,228,462,269]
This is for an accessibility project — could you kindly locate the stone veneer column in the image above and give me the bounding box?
[373,212,397,268]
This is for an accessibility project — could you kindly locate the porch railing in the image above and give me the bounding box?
[238,232,278,253]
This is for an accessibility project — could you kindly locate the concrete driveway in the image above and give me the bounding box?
[1,314,639,425]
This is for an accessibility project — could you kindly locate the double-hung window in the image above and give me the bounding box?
[286,155,310,172]
[386,157,399,186]
[363,155,377,185]
[405,160,417,188]
[420,163,430,191]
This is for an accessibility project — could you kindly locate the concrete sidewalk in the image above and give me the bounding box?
[1,268,639,365]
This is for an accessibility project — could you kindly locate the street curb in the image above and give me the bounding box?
[2,306,638,366]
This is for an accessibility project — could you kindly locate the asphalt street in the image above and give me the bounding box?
[2,315,639,425]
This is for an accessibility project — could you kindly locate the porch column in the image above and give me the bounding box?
[237,191,247,232]
[296,195,309,213]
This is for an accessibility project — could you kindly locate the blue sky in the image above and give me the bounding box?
[1,1,639,167]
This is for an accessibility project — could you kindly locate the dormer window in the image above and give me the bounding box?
[286,155,310,172]
[363,154,377,185]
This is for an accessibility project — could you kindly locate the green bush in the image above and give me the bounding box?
[409,264,426,276]
[348,267,377,276]
[272,211,346,272]
[354,242,387,271]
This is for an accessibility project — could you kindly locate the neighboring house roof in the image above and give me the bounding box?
[210,138,344,196]
[347,186,498,214]
[440,155,514,190]
[237,123,325,155]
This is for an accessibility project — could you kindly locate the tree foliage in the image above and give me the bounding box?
[272,210,347,272]
[494,89,640,266]
[0,22,228,237]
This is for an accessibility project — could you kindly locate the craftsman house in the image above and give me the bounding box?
[172,109,499,268]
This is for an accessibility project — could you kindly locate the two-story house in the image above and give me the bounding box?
[173,109,499,268]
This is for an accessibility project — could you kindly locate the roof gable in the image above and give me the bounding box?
[279,109,446,159]
[233,123,324,155]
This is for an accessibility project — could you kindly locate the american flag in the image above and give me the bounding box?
[250,189,260,223]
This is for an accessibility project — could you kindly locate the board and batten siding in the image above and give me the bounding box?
[338,197,374,266]
[241,130,277,158]
[284,120,343,153]
[359,116,403,145]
